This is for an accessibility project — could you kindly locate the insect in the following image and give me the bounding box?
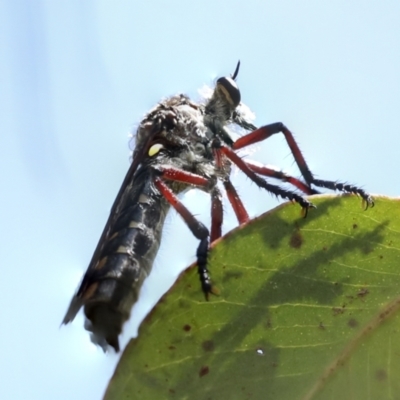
[62,62,374,352]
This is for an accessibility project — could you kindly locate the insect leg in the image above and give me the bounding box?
[210,188,223,243]
[216,142,315,216]
[223,179,250,224]
[213,142,250,225]
[153,177,217,298]
[233,123,374,207]
[245,160,319,195]
[159,165,210,187]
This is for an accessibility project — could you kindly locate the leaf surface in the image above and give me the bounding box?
[105,195,400,400]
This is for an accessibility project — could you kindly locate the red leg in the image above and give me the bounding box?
[159,166,225,242]
[233,123,313,183]
[154,178,217,298]
[223,180,250,224]
[210,189,223,243]
[159,166,210,187]
[216,143,315,215]
[245,160,318,195]
[232,123,374,207]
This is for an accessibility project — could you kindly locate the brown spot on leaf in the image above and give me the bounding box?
[168,345,176,350]
[202,340,215,352]
[290,231,303,248]
[380,309,391,320]
[375,369,387,381]
[357,288,369,298]
[332,307,345,316]
[199,366,209,377]
[183,324,191,332]
[319,322,326,330]
[348,318,358,328]
[352,223,358,229]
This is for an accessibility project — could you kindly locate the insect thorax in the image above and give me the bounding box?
[134,94,232,193]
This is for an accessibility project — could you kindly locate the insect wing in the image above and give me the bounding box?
[62,125,159,325]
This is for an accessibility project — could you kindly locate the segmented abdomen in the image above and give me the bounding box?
[65,169,169,352]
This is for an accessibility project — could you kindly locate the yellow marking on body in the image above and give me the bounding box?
[148,143,164,156]
[129,221,141,228]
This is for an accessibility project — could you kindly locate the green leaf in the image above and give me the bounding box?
[104,195,400,400]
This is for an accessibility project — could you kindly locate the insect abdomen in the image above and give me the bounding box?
[79,174,169,351]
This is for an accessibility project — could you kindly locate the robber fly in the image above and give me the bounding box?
[62,62,373,352]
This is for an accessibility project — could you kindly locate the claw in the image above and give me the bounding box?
[301,202,316,218]
[362,196,375,210]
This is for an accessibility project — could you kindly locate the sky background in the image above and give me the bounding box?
[1,1,400,399]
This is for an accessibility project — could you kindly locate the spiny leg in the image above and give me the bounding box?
[216,141,315,216]
[213,145,250,227]
[233,123,374,207]
[210,188,223,243]
[245,160,318,195]
[223,179,250,224]
[308,179,374,208]
[159,165,225,242]
[159,165,210,187]
[153,176,216,298]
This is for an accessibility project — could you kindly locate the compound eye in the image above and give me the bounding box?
[216,76,241,107]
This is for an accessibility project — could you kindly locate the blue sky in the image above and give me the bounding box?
[1,1,400,399]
